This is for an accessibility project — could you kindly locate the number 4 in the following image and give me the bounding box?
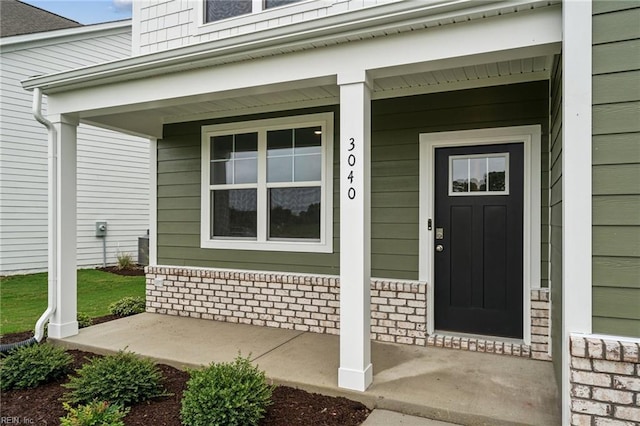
[347,170,354,183]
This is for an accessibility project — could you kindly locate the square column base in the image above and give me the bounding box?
[338,363,373,392]
[48,321,79,339]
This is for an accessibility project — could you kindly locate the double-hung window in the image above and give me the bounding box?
[201,113,333,253]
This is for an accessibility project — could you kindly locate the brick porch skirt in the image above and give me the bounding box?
[569,334,640,424]
[145,266,551,361]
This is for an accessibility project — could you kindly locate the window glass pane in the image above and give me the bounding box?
[234,158,257,184]
[294,126,322,155]
[206,0,252,22]
[469,158,486,192]
[264,0,302,9]
[451,158,468,192]
[211,160,232,185]
[213,189,257,237]
[267,129,293,157]
[267,156,292,182]
[234,133,258,159]
[212,135,233,160]
[294,154,321,182]
[269,187,321,239]
[211,133,257,185]
[488,157,506,191]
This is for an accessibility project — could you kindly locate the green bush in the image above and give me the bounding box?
[180,355,273,426]
[60,401,129,426]
[108,296,145,317]
[63,351,165,406]
[77,312,93,328]
[0,343,72,390]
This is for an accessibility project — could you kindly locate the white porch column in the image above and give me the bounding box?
[48,114,79,339]
[561,1,592,424]
[338,71,373,391]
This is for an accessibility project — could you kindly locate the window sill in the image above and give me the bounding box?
[200,238,333,253]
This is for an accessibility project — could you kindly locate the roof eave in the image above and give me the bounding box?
[22,0,553,94]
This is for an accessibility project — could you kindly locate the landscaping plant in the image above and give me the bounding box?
[180,355,273,426]
[0,343,73,390]
[115,251,134,270]
[63,350,166,406]
[60,401,129,426]
[108,296,145,317]
[77,312,93,328]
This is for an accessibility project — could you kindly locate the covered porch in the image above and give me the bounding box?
[22,0,577,416]
[51,312,560,425]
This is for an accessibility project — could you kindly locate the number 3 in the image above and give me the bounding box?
[348,138,355,151]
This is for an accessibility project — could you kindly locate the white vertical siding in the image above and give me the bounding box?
[134,0,396,54]
[0,26,149,275]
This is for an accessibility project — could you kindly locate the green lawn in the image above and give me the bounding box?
[0,269,145,335]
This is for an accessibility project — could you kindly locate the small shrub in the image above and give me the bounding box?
[63,350,166,406]
[108,296,145,317]
[77,312,93,328]
[0,343,72,390]
[180,355,273,426]
[115,252,133,270]
[60,401,129,426]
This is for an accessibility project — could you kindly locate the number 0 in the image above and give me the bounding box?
[348,187,356,200]
[348,154,356,166]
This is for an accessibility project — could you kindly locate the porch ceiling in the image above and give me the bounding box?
[84,54,554,135]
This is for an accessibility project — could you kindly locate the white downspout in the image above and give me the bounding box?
[32,87,57,342]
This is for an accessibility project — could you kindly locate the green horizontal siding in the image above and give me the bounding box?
[157,82,550,280]
[549,54,563,385]
[592,4,640,337]
[593,133,640,165]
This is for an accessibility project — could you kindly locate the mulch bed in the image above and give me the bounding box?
[96,265,146,276]
[1,312,371,425]
[0,344,370,425]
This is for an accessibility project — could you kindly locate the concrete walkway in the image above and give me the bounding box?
[52,313,560,426]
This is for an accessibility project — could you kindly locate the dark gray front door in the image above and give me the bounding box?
[434,143,524,338]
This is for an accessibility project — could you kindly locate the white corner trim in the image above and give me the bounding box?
[561,1,593,424]
[149,137,158,266]
[419,125,542,345]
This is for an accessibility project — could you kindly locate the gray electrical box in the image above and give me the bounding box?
[95,221,107,237]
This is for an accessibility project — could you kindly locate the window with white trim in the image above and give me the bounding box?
[201,113,333,253]
[205,0,304,23]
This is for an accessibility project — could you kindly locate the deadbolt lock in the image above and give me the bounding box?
[435,228,444,240]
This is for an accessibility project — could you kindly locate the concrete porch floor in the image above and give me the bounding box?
[51,313,560,426]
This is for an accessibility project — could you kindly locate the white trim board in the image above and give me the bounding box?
[419,125,542,345]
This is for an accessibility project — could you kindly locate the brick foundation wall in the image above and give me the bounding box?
[146,266,427,345]
[570,334,640,425]
[145,266,551,360]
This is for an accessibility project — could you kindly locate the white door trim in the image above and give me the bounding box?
[419,125,541,345]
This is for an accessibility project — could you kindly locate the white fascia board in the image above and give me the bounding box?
[22,1,556,94]
[0,21,131,53]
[45,5,561,118]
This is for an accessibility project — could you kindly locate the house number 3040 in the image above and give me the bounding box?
[347,137,356,200]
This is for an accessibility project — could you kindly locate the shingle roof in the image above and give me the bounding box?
[0,0,82,38]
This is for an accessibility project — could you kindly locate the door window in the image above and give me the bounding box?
[449,153,509,195]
